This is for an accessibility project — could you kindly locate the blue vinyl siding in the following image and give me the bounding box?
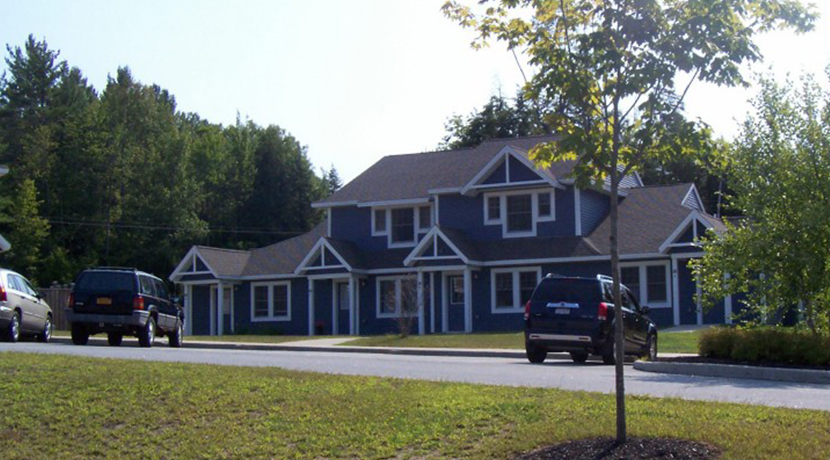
[676,225,695,243]
[648,308,673,327]
[191,285,211,335]
[580,189,609,235]
[331,206,387,251]
[195,258,209,272]
[179,273,216,282]
[508,156,540,182]
[482,161,507,184]
[677,258,698,325]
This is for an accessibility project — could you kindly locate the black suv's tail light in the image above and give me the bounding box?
[598,302,608,321]
[524,300,532,321]
[133,295,145,310]
[67,293,74,308]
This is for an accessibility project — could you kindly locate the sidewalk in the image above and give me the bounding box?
[51,335,695,360]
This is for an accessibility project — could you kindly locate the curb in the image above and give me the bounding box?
[51,336,529,359]
[634,360,830,385]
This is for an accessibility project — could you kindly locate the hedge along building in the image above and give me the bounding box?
[170,136,733,337]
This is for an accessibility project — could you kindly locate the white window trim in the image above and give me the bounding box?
[250,281,292,322]
[376,275,419,318]
[371,208,388,236]
[483,188,555,238]
[490,267,542,314]
[374,205,431,249]
[619,261,671,308]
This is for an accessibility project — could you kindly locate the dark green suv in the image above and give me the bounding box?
[66,267,184,348]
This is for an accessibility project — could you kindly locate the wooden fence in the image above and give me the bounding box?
[39,287,71,330]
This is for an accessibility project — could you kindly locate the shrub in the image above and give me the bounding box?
[698,327,830,367]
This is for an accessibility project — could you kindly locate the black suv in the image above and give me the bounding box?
[66,268,184,348]
[524,274,657,364]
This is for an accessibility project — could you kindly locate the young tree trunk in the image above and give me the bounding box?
[610,170,626,444]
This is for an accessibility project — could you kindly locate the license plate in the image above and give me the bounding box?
[554,308,571,315]
[97,297,112,305]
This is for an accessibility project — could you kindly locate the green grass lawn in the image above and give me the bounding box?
[346,330,704,354]
[1,352,828,460]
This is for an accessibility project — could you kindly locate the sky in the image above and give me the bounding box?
[1,1,829,183]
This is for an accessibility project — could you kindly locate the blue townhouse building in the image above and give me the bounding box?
[169,135,732,337]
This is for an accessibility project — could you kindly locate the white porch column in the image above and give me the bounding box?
[463,269,472,333]
[417,270,425,336]
[355,278,361,336]
[441,274,448,333]
[308,279,315,336]
[348,276,355,335]
[217,281,224,336]
[209,285,215,336]
[429,272,435,334]
[332,280,339,335]
[185,284,192,336]
[671,257,680,326]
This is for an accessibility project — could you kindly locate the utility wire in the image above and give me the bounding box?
[45,218,307,236]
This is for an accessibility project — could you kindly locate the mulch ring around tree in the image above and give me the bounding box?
[512,437,720,460]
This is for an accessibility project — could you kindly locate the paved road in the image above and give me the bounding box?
[3,341,829,412]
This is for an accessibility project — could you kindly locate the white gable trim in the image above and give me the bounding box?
[403,227,477,266]
[460,146,563,195]
[294,238,353,274]
[658,211,715,253]
[311,200,359,209]
[169,247,220,282]
[681,184,705,212]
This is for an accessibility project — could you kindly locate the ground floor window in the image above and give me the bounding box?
[448,275,465,305]
[377,276,418,318]
[619,262,670,307]
[250,281,291,321]
[490,267,542,313]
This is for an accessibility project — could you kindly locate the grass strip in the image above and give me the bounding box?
[1,352,827,460]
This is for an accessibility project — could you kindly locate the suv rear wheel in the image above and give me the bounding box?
[107,333,123,346]
[138,317,155,348]
[168,320,183,348]
[602,339,616,365]
[71,323,89,346]
[526,342,547,364]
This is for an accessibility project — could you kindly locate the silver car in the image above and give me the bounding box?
[0,269,52,342]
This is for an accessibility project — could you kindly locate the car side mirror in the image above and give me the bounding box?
[641,306,651,315]
[172,296,182,305]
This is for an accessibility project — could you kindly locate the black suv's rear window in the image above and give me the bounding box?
[531,279,602,305]
[74,272,136,293]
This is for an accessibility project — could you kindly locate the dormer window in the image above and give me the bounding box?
[483,188,555,238]
[373,209,387,234]
[391,208,415,244]
[506,194,533,233]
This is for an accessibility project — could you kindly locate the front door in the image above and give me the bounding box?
[336,282,351,335]
[445,274,465,333]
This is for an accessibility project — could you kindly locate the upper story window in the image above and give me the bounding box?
[391,208,415,244]
[372,204,433,248]
[373,209,387,234]
[483,189,555,238]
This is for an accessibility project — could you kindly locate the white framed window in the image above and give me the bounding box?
[448,275,465,304]
[373,205,432,248]
[250,281,292,321]
[490,267,542,313]
[376,276,419,318]
[618,261,671,308]
[485,195,502,224]
[372,209,388,236]
[483,188,555,238]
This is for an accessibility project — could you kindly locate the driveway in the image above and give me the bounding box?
[2,341,829,411]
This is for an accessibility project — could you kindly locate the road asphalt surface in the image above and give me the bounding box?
[3,340,829,411]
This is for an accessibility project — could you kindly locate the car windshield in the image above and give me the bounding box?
[74,272,135,293]
[531,279,601,306]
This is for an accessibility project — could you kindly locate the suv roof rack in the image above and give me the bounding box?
[596,274,613,282]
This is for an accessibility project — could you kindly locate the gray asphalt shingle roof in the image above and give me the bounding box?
[194,246,250,277]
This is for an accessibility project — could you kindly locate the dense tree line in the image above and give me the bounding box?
[0,36,339,286]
